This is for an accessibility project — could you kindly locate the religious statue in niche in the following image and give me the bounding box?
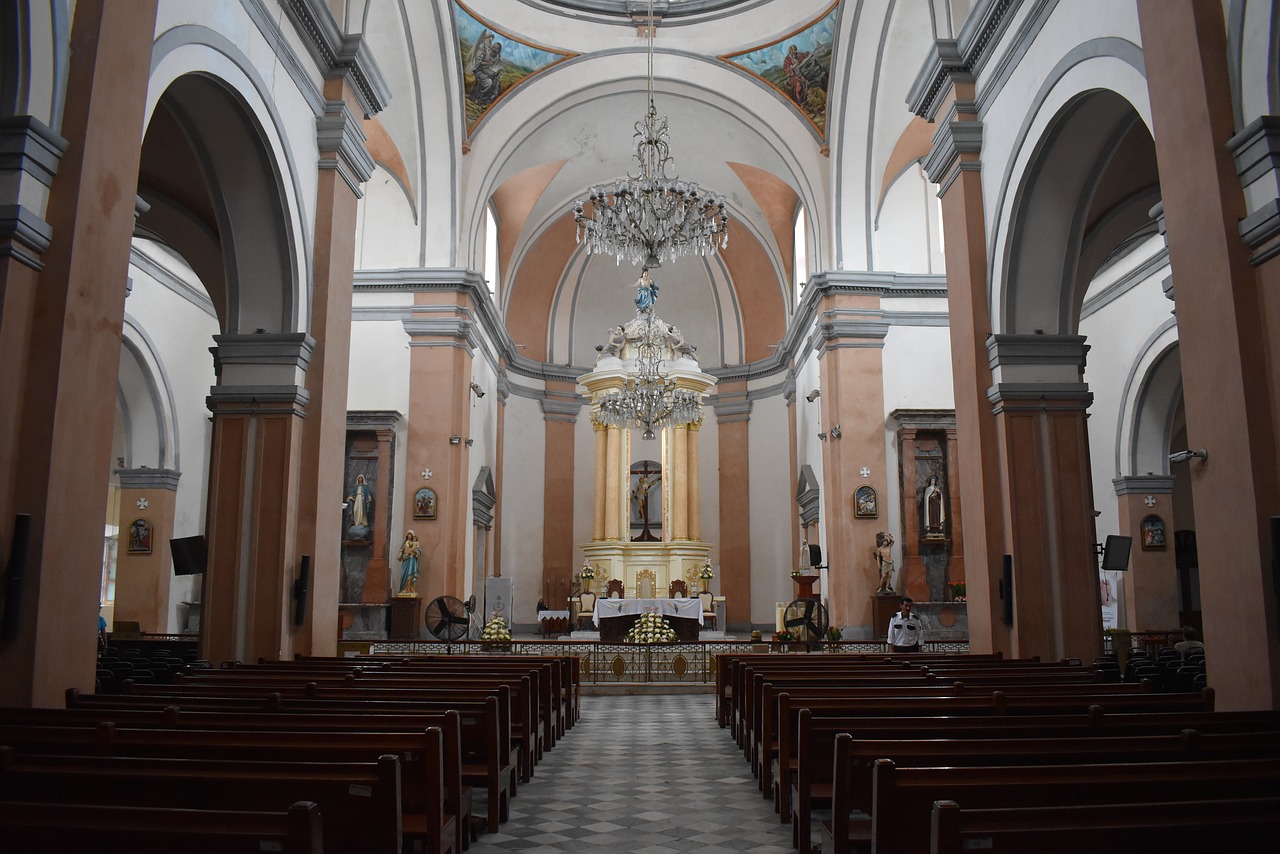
[345,473,373,541]
[922,475,946,539]
[397,530,421,596]
[873,531,895,594]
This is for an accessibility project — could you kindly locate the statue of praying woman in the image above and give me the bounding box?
[922,475,945,539]
[346,473,373,541]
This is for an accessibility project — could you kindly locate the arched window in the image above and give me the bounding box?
[793,203,809,309]
[484,205,499,298]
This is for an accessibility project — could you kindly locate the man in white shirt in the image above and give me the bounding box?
[887,597,921,652]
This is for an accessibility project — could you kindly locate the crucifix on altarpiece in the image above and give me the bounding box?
[631,460,662,542]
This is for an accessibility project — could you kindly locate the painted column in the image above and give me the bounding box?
[541,384,579,602]
[604,425,624,540]
[897,427,926,599]
[403,281,482,599]
[988,334,1101,664]
[715,384,751,629]
[203,334,312,667]
[592,420,607,540]
[0,0,159,707]
[814,284,888,636]
[293,90,376,656]
[114,469,181,634]
[914,73,1007,655]
[1113,476,1179,631]
[1138,0,1280,710]
[688,420,702,540]
[670,425,689,540]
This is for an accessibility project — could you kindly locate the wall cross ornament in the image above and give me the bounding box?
[421,468,433,480]
[1144,494,1156,507]
[136,497,149,509]
[859,467,871,479]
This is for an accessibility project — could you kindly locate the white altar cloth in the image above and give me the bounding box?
[594,597,704,625]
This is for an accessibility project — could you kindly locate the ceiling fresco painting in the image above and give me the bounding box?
[453,1,577,137]
[720,1,839,139]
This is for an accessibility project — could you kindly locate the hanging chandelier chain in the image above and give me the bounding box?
[573,0,729,270]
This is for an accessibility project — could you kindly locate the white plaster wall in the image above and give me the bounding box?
[356,167,422,269]
[1079,243,1175,544]
[347,314,412,415]
[501,392,549,620]
[873,164,945,273]
[881,322,954,413]
[124,251,219,632]
[747,394,796,626]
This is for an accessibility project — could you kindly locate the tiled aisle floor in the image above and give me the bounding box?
[466,692,806,853]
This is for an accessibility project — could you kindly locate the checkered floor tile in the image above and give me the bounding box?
[467,693,814,853]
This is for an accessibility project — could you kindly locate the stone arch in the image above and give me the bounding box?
[1119,328,1183,478]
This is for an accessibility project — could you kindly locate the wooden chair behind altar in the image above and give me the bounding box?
[669,579,688,599]
[605,578,625,599]
[636,570,656,599]
[576,591,597,630]
[698,590,716,629]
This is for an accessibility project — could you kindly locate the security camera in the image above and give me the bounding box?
[470,381,485,398]
[1169,449,1208,464]
[817,432,827,441]
[805,389,821,402]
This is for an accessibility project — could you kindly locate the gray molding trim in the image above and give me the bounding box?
[280,0,391,117]
[129,245,219,319]
[473,466,496,530]
[212,332,316,371]
[0,114,68,189]
[907,0,1015,120]
[796,463,821,527]
[541,398,582,421]
[987,382,1092,406]
[347,409,403,431]
[1227,114,1280,187]
[316,100,375,193]
[205,384,311,414]
[115,467,182,491]
[922,115,983,186]
[1240,198,1280,253]
[887,408,957,431]
[238,0,325,116]
[403,317,479,354]
[0,203,53,264]
[1080,245,1170,320]
[987,333,1089,369]
[1112,474,1174,496]
[712,399,752,422]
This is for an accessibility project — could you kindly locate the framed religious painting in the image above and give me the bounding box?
[127,518,152,554]
[414,487,438,520]
[854,485,878,518]
[1141,514,1166,550]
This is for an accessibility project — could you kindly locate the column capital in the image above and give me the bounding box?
[317,100,375,194]
[208,332,315,417]
[542,398,581,423]
[1112,474,1175,496]
[1227,115,1280,258]
[713,399,752,423]
[281,0,391,118]
[0,115,68,269]
[923,115,983,194]
[987,333,1089,386]
[115,467,181,491]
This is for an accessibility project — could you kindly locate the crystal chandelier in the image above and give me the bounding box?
[573,1,729,269]
[595,272,703,440]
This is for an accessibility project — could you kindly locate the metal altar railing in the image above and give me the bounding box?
[367,639,971,684]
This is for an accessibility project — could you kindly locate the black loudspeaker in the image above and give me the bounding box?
[1,514,32,641]
[292,555,310,627]
[169,535,207,576]
[999,554,1013,626]
[1100,535,1133,571]
[807,544,823,568]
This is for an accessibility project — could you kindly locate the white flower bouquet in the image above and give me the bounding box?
[580,561,597,580]
[623,609,678,644]
[480,615,512,643]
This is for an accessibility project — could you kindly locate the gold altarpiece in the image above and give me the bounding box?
[577,314,716,597]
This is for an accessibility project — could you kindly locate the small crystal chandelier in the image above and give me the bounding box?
[595,271,703,440]
[573,0,729,269]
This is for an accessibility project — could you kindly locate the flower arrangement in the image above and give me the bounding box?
[790,569,803,578]
[698,561,714,581]
[825,626,843,642]
[579,561,597,580]
[480,615,512,643]
[623,609,678,644]
[773,629,795,643]
[947,581,967,602]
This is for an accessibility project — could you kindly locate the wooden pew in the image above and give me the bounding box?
[0,715,464,854]
[823,745,1280,854]
[929,795,1280,854]
[65,687,515,835]
[789,711,1280,854]
[0,798,325,854]
[755,681,1174,802]
[0,748,406,853]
